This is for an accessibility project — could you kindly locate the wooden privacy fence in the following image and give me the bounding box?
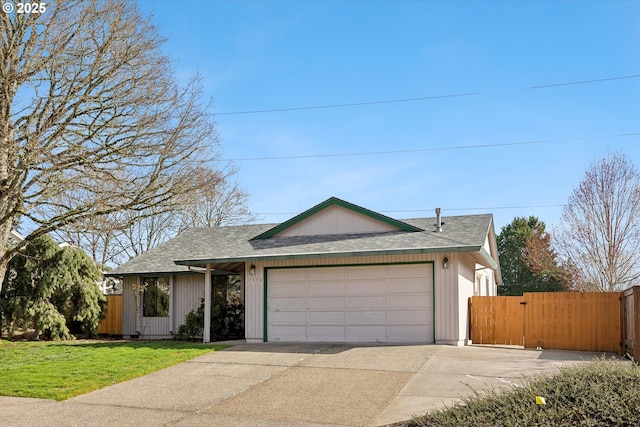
[471,296,524,346]
[622,286,640,362]
[98,294,123,335]
[471,292,621,354]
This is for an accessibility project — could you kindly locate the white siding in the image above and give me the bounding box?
[433,253,458,345]
[456,255,475,345]
[122,273,245,339]
[475,267,496,297]
[140,317,171,337]
[275,204,400,237]
[172,274,205,332]
[122,276,139,337]
[245,266,264,343]
[245,252,470,345]
[483,235,492,254]
[122,275,172,338]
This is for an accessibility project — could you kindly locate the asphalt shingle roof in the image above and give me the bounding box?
[108,214,494,276]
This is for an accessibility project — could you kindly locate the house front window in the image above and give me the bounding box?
[143,277,170,317]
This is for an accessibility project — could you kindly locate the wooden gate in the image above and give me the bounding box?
[470,296,524,346]
[98,295,123,335]
[524,292,620,353]
[621,287,640,361]
[471,292,621,353]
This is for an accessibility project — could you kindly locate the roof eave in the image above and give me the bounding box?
[105,268,194,278]
[478,246,499,270]
[174,245,484,266]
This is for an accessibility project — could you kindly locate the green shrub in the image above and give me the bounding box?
[172,299,205,341]
[1,236,105,340]
[173,296,244,342]
[411,357,640,427]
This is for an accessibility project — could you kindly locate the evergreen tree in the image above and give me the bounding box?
[1,236,105,340]
[498,217,571,295]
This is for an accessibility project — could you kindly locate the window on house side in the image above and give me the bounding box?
[143,277,170,317]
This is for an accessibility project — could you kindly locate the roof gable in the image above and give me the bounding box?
[252,197,423,239]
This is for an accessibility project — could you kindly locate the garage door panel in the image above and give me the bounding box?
[387,310,429,325]
[269,283,305,297]
[388,294,430,308]
[269,297,306,310]
[346,279,386,295]
[346,311,386,324]
[270,325,306,340]
[267,264,433,343]
[388,325,430,339]
[346,267,386,280]
[347,296,386,309]
[388,265,431,278]
[307,281,345,295]
[307,269,345,281]
[270,311,306,324]
[347,325,387,340]
[308,297,345,309]
[308,311,346,323]
[269,269,307,282]
[388,277,429,293]
[308,325,346,337]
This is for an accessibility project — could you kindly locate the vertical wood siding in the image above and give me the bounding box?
[122,276,139,336]
[172,274,205,332]
[275,204,399,237]
[122,275,173,338]
[140,317,171,337]
[456,255,475,344]
[434,253,457,344]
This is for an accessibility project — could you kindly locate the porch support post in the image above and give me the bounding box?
[203,264,212,343]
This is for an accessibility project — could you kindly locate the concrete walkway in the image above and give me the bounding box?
[0,343,611,426]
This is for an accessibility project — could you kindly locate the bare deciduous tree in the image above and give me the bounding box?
[0,1,219,289]
[51,165,255,267]
[178,165,257,230]
[555,152,640,292]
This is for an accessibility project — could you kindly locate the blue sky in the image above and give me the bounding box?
[139,0,640,233]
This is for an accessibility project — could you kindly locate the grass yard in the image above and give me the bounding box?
[0,340,228,401]
[401,357,640,427]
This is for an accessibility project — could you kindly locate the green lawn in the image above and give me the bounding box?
[0,340,228,401]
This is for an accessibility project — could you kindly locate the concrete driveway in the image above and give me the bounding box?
[0,343,610,426]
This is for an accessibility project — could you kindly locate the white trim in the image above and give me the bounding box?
[169,275,175,333]
[203,264,212,343]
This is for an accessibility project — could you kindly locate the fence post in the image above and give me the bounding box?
[468,297,473,343]
[620,290,625,357]
[635,287,640,363]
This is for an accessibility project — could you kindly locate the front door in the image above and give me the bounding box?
[211,274,244,341]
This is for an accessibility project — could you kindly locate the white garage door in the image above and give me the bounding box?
[266,264,433,343]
